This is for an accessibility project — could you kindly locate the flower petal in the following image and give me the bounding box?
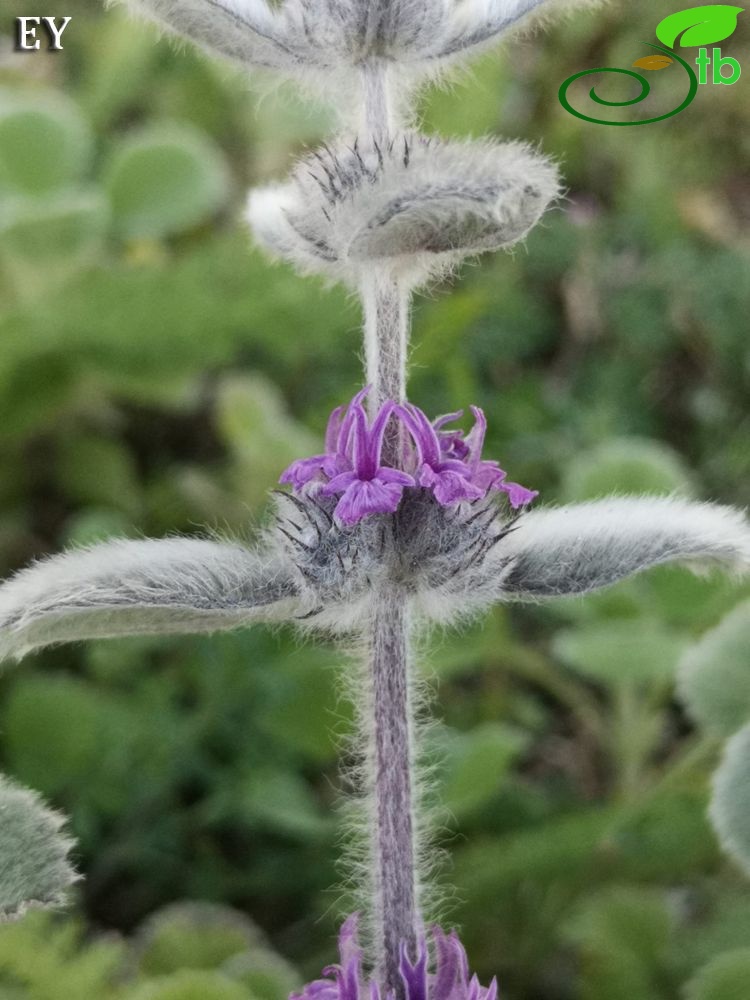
[499,481,538,507]
[334,479,406,525]
[280,454,331,490]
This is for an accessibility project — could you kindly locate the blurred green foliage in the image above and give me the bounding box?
[0,0,749,996]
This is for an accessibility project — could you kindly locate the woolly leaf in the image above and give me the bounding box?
[500,498,750,600]
[0,93,92,197]
[678,599,750,737]
[685,948,750,1000]
[105,125,230,239]
[0,538,300,663]
[655,6,743,48]
[710,722,750,876]
[0,774,77,920]
[248,135,559,285]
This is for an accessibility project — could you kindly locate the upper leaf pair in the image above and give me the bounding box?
[121,0,601,91]
[248,135,560,286]
[0,496,747,658]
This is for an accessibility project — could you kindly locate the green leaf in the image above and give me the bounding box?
[0,190,107,261]
[656,6,744,48]
[105,125,230,239]
[552,621,688,686]
[0,912,123,999]
[0,774,77,920]
[678,600,750,737]
[685,948,750,1000]
[1,675,134,805]
[710,722,750,876]
[560,438,693,502]
[568,885,671,955]
[127,970,252,1000]
[135,903,262,977]
[216,374,317,511]
[57,433,141,516]
[440,723,529,819]
[221,950,301,1000]
[0,92,93,197]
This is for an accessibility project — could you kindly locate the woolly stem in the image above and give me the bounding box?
[362,272,409,412]
[367,586,418,992]
[357,61,420,992]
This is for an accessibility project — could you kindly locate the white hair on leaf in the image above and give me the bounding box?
[491,497,750,600]
[0,774,78,921]
[118,0,304,70]
[117,0,605,88]
[247,134,560,286]
[0,538,301,663]
[433,0,605,63]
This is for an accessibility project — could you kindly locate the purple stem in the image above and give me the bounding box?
[357,62,419,994]
[369,587,418,991]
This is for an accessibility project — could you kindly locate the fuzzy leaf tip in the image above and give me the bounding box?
[0,774,78,920]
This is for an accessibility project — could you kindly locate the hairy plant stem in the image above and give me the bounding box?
[367,586,418,990]
[358,61,420,992]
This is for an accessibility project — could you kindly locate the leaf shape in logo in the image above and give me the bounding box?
[655,5,744,48]
[632,55,674,70]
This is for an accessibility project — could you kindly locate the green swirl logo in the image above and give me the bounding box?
[558,5,743,126]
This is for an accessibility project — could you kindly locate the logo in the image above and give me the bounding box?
[559,4,743,125]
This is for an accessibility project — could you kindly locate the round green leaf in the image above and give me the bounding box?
[561,438,693,502]
[105,125,230,239]
[127,970,251,1000]
[678,600,750,737]
[221,950,301,1000]
[135,903,262,977]
[685,948,750,1000]
[0,93,93,196]
[656,6,743,48]
[710,723,750,876]
[0,190,108,265]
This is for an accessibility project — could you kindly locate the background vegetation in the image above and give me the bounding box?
[0,1,749,997]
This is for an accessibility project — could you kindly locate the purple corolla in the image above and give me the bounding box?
[280,390,537,526]
[292,916,498,1000]
[321,403,415,526]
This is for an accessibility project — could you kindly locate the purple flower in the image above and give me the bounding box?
[279,390,537,521]
[280,388,368,491]
[291,916,498,1000]
[398,404,484,506]
[434,411,470,462]
[463,407,538,509]
[322,403,414,526]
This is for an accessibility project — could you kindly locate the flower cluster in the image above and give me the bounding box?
[280,389,537,526]
[292,916,498,1000]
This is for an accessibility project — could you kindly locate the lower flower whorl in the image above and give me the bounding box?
[292,916,498,1000]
